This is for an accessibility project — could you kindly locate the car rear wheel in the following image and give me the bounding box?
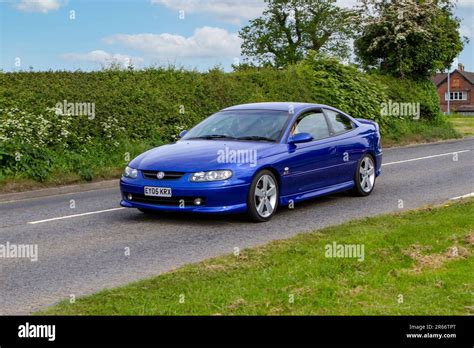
[247,170,279,222]
[351,154,376,196]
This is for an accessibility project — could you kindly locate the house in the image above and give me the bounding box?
[431,63,474,115]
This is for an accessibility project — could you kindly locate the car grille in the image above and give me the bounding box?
[142,170,185,180]
[124,193,205,206]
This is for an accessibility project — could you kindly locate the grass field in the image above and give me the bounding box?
[449,116,474,137]
[39,199,474,316]
[381,119,461,147]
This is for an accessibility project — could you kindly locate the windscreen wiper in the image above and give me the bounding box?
[187,134,236,140]
[236,136,275,142]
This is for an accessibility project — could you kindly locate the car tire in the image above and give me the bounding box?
[247,170,279,222]
[351,153,376,196]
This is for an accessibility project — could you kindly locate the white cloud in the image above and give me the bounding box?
[104,26,242,59]
[459,24,472,38]
[151,0,362,24]
[62,50,144,67]
[14,0,64,13]
[456,3,474,41]
[457,0,474,8]
[150,0,265,24]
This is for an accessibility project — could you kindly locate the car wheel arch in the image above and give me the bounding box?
[363,150,377,168]
[251,166,282,190]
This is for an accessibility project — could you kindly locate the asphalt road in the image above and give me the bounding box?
[1,138,473,315]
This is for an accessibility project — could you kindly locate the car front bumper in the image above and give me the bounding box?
[120,178,250,214]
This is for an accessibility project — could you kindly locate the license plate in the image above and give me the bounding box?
[144,186,172,197]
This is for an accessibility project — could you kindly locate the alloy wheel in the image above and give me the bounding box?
[254,174,277,218]
[359,156,375,193]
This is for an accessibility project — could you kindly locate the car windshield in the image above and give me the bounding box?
[182,110,291,142]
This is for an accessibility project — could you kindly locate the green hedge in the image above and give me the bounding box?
[0,56,442,182]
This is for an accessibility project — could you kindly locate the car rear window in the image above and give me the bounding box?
[324,109,354,134]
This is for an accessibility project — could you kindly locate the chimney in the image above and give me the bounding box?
[458,63,464,71]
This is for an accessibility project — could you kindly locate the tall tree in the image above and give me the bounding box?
[238,0,357,68]
[354,0,466,79]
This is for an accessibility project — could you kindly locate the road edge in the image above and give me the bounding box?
[0,179,119,203]
[383,135,473,150]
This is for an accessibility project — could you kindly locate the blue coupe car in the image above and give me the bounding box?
[120,102,382,222]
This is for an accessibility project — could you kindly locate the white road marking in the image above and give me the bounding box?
[450,192,474,200]
[28,207,126,225]
[24,149,472,225]
[382,150,471,166]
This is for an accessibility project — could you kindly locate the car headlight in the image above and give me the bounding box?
[190,170,232,182]
[123,166,138,179]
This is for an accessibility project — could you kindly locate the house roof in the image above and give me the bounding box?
[431,73,447,86]
[431,69,474,86]
[459,70,474,84]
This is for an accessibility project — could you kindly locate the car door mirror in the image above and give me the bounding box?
[288,132,313,144]
[178,130,188,138]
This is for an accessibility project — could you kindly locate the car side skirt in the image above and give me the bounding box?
[279,180,355,206]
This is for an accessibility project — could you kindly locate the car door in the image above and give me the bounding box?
[323,108,362,183]
[283,109,338,194]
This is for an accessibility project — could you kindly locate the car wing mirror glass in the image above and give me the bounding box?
[288,132,313,144]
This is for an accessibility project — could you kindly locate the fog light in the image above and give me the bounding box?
[194,198,203,206]
[127,193,133,200]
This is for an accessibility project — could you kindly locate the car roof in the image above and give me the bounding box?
[222,102,334,113]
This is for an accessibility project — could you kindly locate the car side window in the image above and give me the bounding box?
[291,111,330,140]
[324,109,354,134]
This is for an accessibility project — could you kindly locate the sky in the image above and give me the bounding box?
[1,0,473,72]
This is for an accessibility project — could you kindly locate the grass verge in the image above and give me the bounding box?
[39,199,474,315]
[382,119,461,148]
[0,140,153,193]
[449,115,474,137]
